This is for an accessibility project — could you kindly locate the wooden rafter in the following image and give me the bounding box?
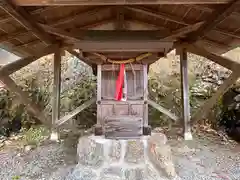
[1,0,56,44]
[161,21,204,40]
[184,0,240,43]
[9,18,114,51]
[0,6,57,24]
[0,44,58,76]
[46,6,110,28]
[14,0,232,5]
[0,7,111,44]
[67,49,99,65]
[126,6,240,39]
[185,44,240,71]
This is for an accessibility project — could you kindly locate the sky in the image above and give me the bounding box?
[0,49,19,66]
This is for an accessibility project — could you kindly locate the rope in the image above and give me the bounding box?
[93,52,152,64]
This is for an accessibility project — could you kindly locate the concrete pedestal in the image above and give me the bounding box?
[66,133,180,180]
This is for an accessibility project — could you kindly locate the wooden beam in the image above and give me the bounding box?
[126,6,240,39]
[67,49,95,66]
[52,48,61,127]
[73,41,173,52]
[0,44,58,76]
[180,48,192,140]
[14,0,232,5]
[148,99,179,122]
[41,26,169,40]
[40,26,174,52]
[184,0,240,43]
[185,44,240,71]
[191,70,240,125]
[56,98,96,126]
[161,21,204,40]
[0,75,51,127]
[1,0,56,44]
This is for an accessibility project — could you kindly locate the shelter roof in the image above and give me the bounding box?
[0,0,239,64]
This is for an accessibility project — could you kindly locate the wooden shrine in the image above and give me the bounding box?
[0,0,239,140]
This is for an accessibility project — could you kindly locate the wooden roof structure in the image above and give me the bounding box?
[0,0,239,66]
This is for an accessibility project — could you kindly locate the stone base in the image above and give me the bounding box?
[66,133,179,180]
[50,131,59,142]
[184,132,193,141]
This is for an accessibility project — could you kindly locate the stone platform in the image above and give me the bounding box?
[66,133,180,180]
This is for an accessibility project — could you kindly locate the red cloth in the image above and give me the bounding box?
[115,64,125,101]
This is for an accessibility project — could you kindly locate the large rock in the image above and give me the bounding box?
[125,140,144,164]
[77,136,104,168]
[147,134,176,178]
[70,134,179,180]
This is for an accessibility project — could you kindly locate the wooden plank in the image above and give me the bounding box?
[185,44,240,71]
[184,0,240,43]
[180,48,192,140]
[0,75,51,127]
[191,71,240,125]
[126,6,240,40]
[14,0,231,5]
[0,44,58,76]
[56,98,96,126]
[105,115,143,139]
[1,0,56,44]
[148,99,179,122]
[52,48,61,127]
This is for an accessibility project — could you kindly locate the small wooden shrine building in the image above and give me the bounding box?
[0,0,239,140]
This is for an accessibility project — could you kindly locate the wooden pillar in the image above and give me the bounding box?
[143,64,151,135]
[50,48,61,141]
[97,64,102,125]
[94,64,103,136]
[180,48,192,140]
[143,64,148,126]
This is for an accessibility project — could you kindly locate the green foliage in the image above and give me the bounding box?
[22,126,49,145]
[11,176,20,180]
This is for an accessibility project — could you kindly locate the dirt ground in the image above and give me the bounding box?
[0,128,239,180]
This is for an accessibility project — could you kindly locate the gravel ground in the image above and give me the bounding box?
[0,132,239,180]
